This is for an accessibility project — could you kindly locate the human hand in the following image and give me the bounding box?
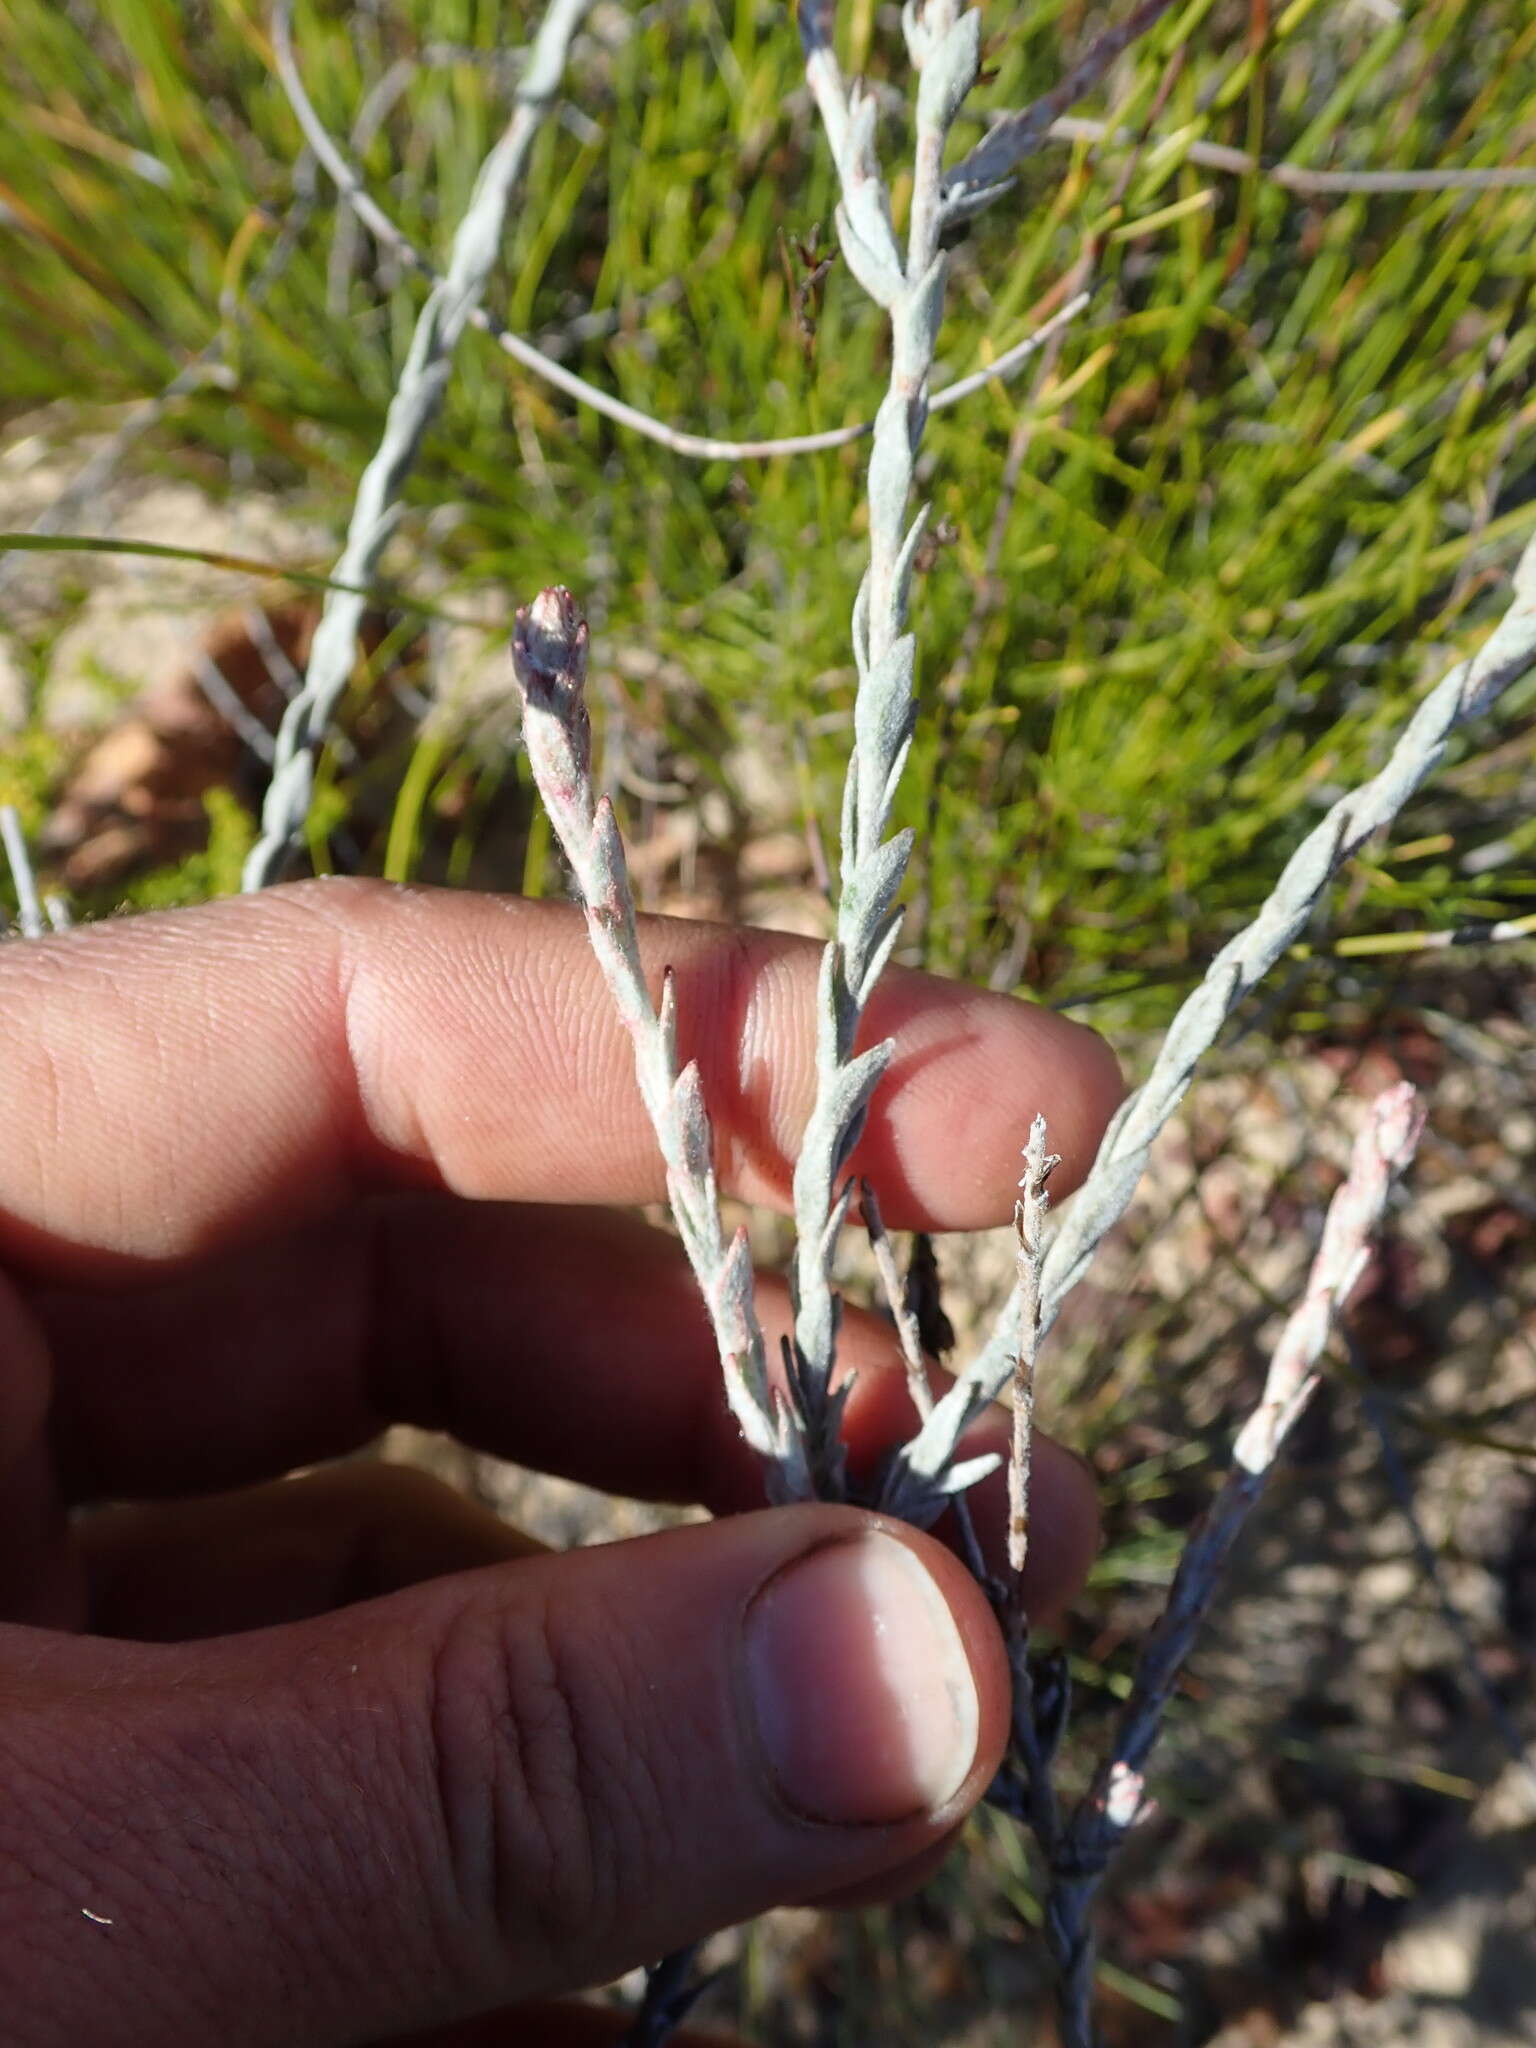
[0,881,1120,2046]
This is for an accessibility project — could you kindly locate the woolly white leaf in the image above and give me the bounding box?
[891,504,930,630]
[828,1037,895,1180]
[938,1450,1002,1495]
[834,201,902,309]
[798,1037,892,1198]
[657,964,678,1071]
[901,1371,991,1481]
[710,1224,758,1356]
[901,0,932,66]
[816,936,859,1065]
[855,632,916,861]
[842,829,914,986]
[855,634,917,778]
[856,905,906,1010]
[670,1060,714,1189]
[844,85,888,202]
[850,571,872,678]
[916,7,981,136]
[895,253,948,384]
[587,795,638,932]
[878,733,916,842]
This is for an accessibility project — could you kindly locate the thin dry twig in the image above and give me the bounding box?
[1047,113,1536,194]
[1009,1117,1059,1575]
[860,1178,935,1423]
[1037,1083,1427,2044]
[0,805,45,939]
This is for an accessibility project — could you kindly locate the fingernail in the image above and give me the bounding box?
[744,1530,980,1826]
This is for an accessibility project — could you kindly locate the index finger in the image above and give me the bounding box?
[0,879,1120,1276]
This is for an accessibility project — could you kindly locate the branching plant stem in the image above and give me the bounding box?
[784,0,986,1493]
[860,1178,934,1423]
[903,528,1536,1492]
[244,0,592,889]
[264,9,1086,467]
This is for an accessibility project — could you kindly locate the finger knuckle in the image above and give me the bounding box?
[426,1587,660,1984]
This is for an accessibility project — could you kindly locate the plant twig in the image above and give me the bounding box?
[0,806,45,939]
[510,588,806,1497]
[903,527,1536,1488]
[860,1178,934,1423]
[1009,1117,1059,1575]
[927,293,1091,409]
[244,0,592,889]
[519,581,803,2048]
[1046,114,1536,194]
[782,0,986,1493]
[1040,1082,1426,2046]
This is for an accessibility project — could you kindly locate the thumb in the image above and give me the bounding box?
[2,1505,1009,2045]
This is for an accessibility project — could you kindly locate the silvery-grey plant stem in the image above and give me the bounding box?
[1040,1083,1426,2047]
[0,805,45,939]
[901,527,1536,1495]
[243,0,591,891]
[510,588,807,1499]
[788,0,983,1491]
[1045,115,1536,196]
[0,807,68,937]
